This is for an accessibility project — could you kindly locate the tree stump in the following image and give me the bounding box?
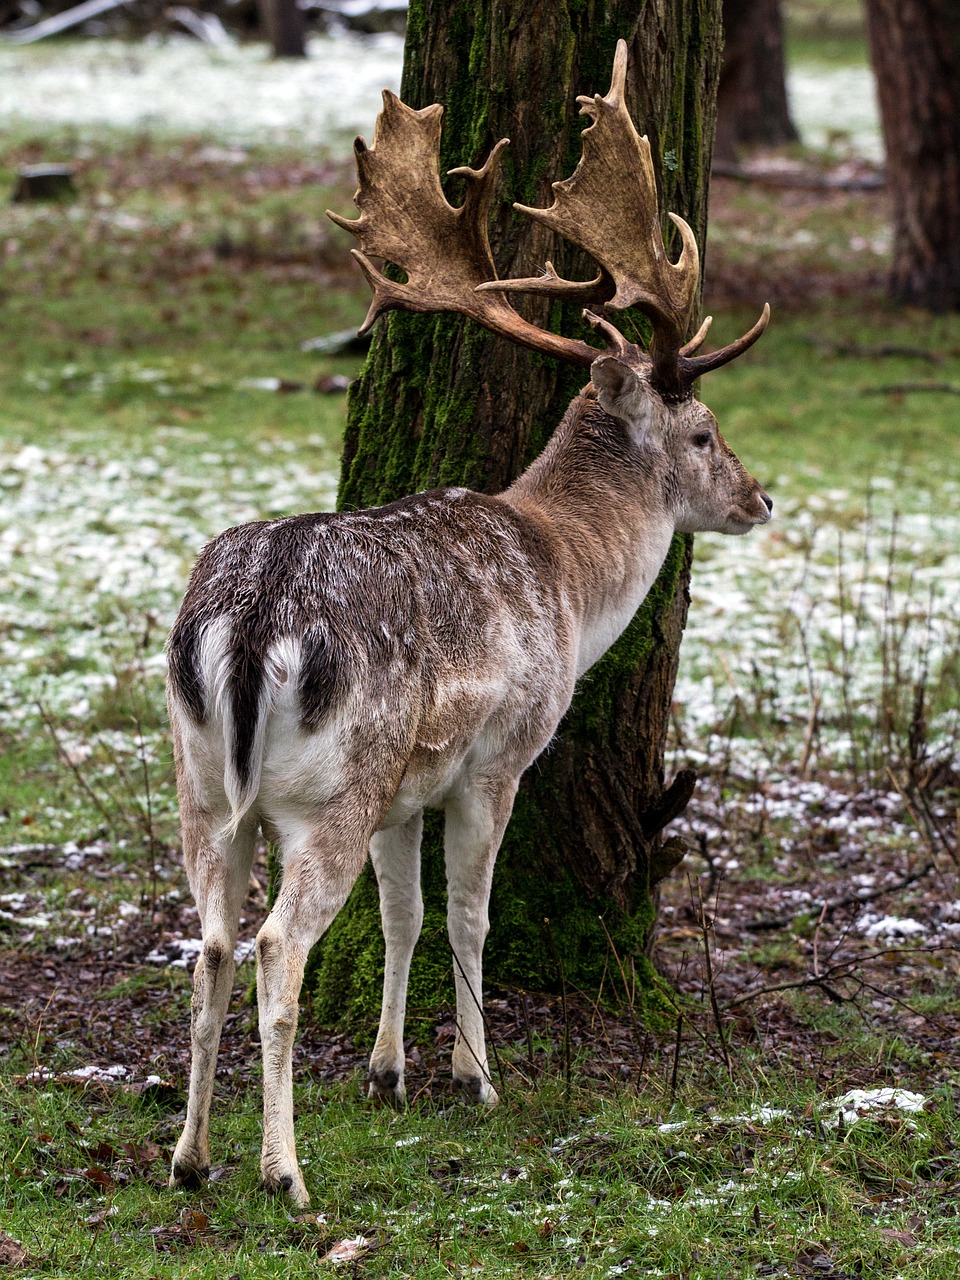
[12,165,76,203]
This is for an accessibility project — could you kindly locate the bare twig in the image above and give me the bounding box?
[448,940,506,1095]
[669,1014,683,1102]
[518,991,536,1074]
[35,699,119,838]
[695,880,733,1079]
[597,914,648,1060]
[134,712,159,914]
[812,902,828,979]
[722,942,960,1010]
[804,337,944,364]
[798,691,821,780]
[712,160,884,191]
[543,918,571,1090]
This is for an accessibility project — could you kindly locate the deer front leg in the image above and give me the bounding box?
[367,812,424,1104]
[443,777,518,1108]
[256,826,366,1208]
[171,808,256,1189]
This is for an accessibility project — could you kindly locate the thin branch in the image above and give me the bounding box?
[804,337,944,364]
[722,942,960,1010]
[696,880,733,1079]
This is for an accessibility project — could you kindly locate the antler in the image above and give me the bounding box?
[328,42,769,399]
[488,39,699,394]
[326,92,598,368]
[486,39,768,398]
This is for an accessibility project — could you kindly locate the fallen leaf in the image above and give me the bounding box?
[180,1209,211,1235]
[0,1232,27,1268]
[878,1228,916,1247]
[320,1235,368,1264]
[86,1206,119,1228]
[84,1164,115,1191]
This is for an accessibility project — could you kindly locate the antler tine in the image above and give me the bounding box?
[476,259,613,305]
[680,314,713,356]
[325,90,598,369]
[583,309,630,355]
[679,304,771,379]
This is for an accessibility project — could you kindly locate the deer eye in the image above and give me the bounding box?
[692,430,712,449]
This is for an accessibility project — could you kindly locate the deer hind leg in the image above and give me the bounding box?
[443,777,519,1108]
[256,814,369,1208]
[170,804,257,1189]
[367,811,424,1104]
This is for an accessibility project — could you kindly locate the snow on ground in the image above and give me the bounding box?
[788,66,881,161]
[0,33,403,147]
[0,34,880,160]
[2,426,958,790]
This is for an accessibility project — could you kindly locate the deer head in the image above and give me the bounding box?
[589,347,772,535]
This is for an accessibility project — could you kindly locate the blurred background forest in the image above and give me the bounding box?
[2,3,960,1278]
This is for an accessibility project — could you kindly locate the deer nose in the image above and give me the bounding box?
[760,491,773,514]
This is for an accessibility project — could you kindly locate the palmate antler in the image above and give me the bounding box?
[328,39,768,401]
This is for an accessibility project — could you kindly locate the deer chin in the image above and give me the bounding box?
[720,509,770,535]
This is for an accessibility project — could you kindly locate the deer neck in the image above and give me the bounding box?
[503,390,676,676]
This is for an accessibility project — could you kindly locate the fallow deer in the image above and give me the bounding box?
[167,41,772,1207]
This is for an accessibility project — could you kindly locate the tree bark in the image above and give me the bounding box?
[714,0,798,162]
[864,0,960,310]
[257,0,306,58]
[309,0,723,1024]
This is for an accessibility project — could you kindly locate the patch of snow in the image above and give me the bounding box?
[68,1063,129,1082]
[0,34,404,146]
[824,1087,927,1129]
[723,1106,789,1126]
[858,914,928,941]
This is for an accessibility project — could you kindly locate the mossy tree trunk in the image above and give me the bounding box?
[309,0,723,1025]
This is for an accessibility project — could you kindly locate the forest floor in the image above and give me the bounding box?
[2,119,960,1278]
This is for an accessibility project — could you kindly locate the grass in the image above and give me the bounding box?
[2,107,960,1279]
[3,1046,959,1279]
[0,130,360,450]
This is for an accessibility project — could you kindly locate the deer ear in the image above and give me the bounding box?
[591,356,645,425]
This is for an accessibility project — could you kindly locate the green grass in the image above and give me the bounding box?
[786,0,870,64]
[0,130,360,451]
[2,1054,959,1278]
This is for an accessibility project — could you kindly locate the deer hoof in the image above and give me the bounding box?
[169,1159,209,1190]
[367,1067,406,1107]
[261,1166,310,1208]
[454,1075,499,1109]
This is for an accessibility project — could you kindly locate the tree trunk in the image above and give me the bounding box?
[714,0,798,162]
[864,0,960,310]
[257,0,306,58]
[309,0,723,1025]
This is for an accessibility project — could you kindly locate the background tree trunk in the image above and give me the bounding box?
[257,0,306,57]
[309,0,723,1024]
[714,0,797,162]
[864,0,960,310]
